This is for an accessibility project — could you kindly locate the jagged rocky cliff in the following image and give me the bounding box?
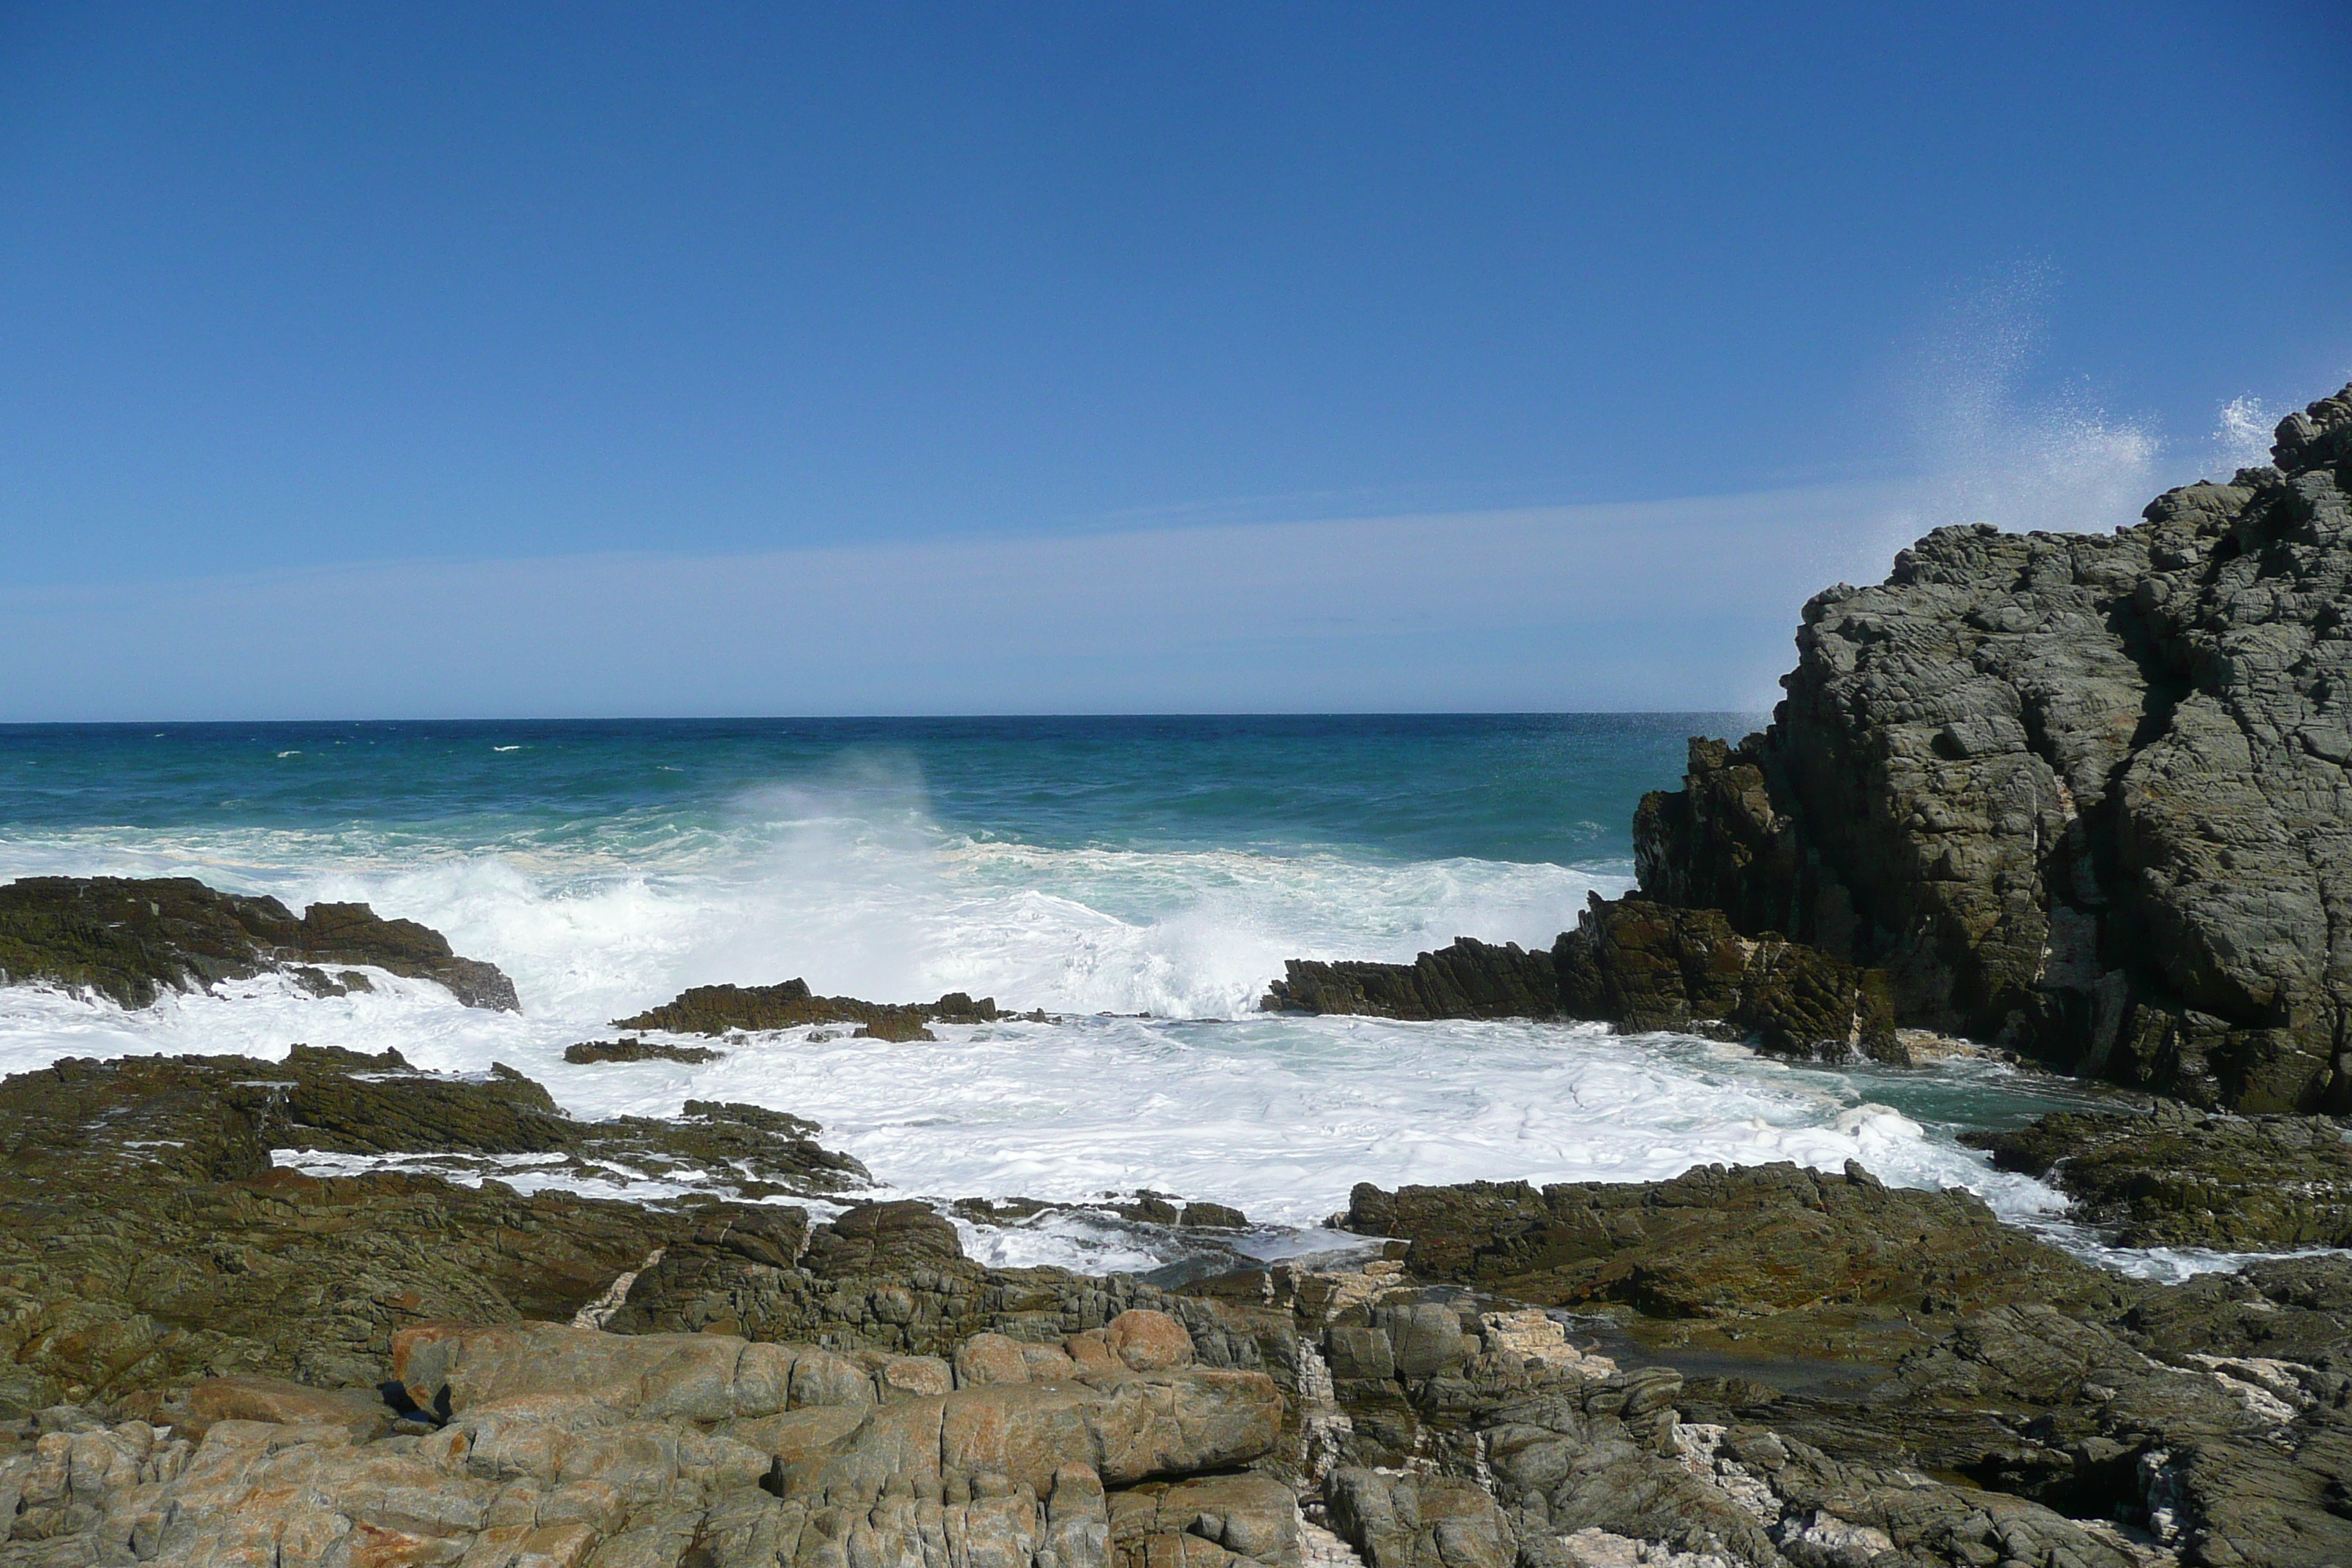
[1636,383,2352,1112]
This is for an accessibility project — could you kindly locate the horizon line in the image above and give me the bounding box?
[0,709,1777,729]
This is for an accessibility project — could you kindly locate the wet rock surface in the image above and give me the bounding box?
[1553,896,1895,1061]
[1260,938,1564,1021]
[1965,1101,2352,1248]
[0,1049,867,1412]
[1259,912,1885,1060]
[1635,385,2352,1114]
[1343,1163,2140,1366]
[612,979,1039,1042]
[5,1042,2352,1567]
[0,875,520,1010]
[563,1039,725,1066]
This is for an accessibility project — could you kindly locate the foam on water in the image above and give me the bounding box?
[0,745,2310,1282]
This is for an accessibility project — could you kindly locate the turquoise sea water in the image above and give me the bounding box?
[0,714,2200,1276]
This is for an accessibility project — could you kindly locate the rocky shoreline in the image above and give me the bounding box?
[1265,383,2352,1122]
[7,386,2352,1566]
[2,1044,2348,1568]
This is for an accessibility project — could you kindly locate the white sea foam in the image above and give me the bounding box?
[0,784,2283,1281]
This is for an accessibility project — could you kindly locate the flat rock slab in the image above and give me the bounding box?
[1965,1101,2352,1248]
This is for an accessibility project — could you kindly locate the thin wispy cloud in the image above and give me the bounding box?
[0,483,1908,722]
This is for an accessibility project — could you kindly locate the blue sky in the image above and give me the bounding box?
[3,3,2348,717]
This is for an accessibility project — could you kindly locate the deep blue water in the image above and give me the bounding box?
[0,713,1757,868]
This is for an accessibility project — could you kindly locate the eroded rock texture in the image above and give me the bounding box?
[1964,1101,2352,1248]
[0,1049,866,1411]
[1635,384,2352,1111]
[0,1313,1294,1568]
[1259,913,1892,1063]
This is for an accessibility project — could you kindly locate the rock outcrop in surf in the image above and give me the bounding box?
[613,979,1038,1042]
[1260,899,1893,1060]
[0,875,521,1011]
[1637,382,2352,1112]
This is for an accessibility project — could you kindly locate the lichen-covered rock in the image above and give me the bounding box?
[1324,1468,1514,1568]
[1343,1164,2139,1365]
[0,874,519,1009]
[1111,1471,1301,1568]
[1635,383,2352,1112]
[1964,1099,2352,1248]
[0,1315,1292,1568]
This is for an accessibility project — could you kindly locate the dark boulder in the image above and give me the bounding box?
[1259,907,1891,1060]
[0,875,519,1010]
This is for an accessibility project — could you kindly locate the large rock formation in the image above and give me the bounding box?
[1635,385,2352,1112]
[0,875,519,1010]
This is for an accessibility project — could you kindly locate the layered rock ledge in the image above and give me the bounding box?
[7,1052,2352,1566]
[1260,898,1893,1061]
[614,979,1043,1043]
[1965,1101,2352,1249]
[0,875,519,1011]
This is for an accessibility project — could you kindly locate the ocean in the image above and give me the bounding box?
[0,714,2217,1278]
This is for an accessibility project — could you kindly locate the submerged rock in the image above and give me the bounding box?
[1965,1099,2352,1248]
[0,873,520,1010]
[954,1191,1251,1231]
[613,979,1030,1041]
[1635,383,2352,1113]
[564,1036,725,1065]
